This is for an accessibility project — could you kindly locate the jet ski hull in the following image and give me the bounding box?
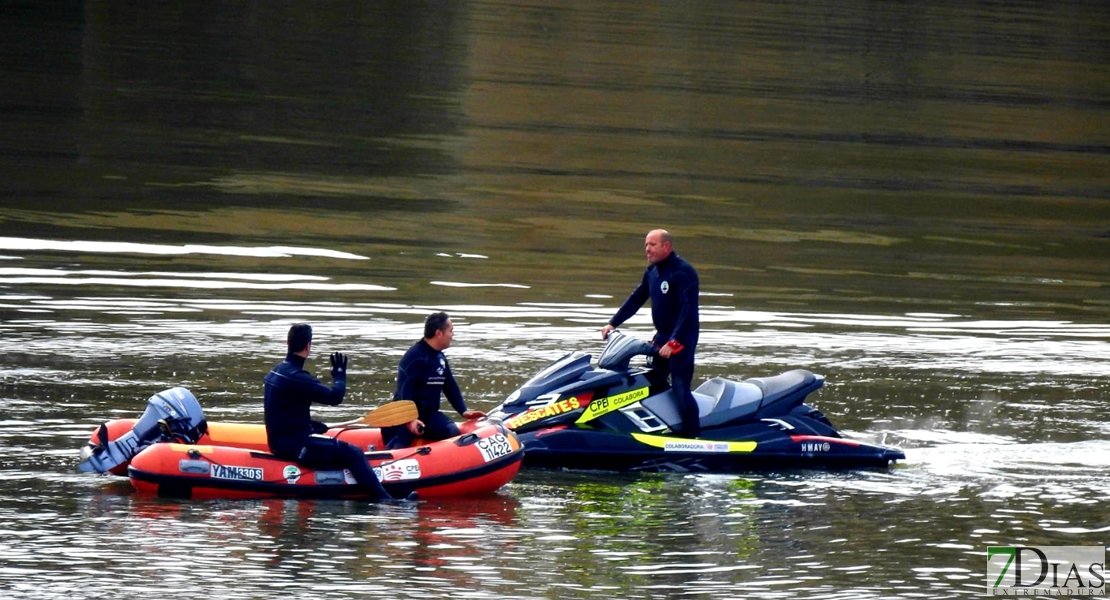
[516,426,904,472]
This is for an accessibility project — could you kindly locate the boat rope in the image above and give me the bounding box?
[180,445,430,486]
[183,448,301,486]
[330,426,435,467]
[371,446,432,469]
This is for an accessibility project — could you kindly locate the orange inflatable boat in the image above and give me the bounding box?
[78,388,523,499]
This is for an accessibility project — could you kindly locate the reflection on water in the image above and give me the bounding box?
[0,236,371,260]
[2,287,1109,597]
[8,460,1106,599]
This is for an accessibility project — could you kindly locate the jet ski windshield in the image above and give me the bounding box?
[597,331,655,371]
[507,351,593,405]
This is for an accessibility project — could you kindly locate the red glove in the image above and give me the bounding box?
[664,340,684,354]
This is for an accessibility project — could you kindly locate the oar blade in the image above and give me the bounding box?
[359,400,418,427]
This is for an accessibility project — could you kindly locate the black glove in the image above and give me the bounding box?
[330,352,348,377]
[311,419,329,434]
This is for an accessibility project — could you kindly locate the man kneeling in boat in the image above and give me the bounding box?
[264,323,411,501]
[382,311,485,449]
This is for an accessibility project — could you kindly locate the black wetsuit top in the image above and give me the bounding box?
[263,352,346,459]
[393,339,467,421]
[609,252,700,350]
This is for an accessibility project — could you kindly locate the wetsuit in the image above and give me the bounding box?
[608,251,701,437]
[263,352,390,499]
[382,339,469,449]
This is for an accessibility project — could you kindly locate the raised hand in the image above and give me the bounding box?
[330,352,348,377]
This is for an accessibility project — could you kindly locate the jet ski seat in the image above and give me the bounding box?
[693,378,765,428]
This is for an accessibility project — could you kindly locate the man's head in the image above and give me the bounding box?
[645,229,673,264]
[423,311,455,350]
[287,323,313,355]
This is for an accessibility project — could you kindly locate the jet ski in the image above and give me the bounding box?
[487,331,905,472]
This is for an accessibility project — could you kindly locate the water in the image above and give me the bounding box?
[2,1,1109,598]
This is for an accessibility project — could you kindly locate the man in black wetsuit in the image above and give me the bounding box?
[264,323,406,501]
[601,229,701,438]
[382,312,486,449]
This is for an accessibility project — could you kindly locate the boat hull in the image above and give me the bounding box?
[126,423,523,499]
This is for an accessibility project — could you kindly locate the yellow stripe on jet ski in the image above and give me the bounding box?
[575,386,650,424]
[631,433,757,453]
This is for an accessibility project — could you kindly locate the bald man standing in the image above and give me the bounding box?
[601,229,701,438]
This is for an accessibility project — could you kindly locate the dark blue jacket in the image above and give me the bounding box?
[394,339,467,420]
[609,252,700,350]
[264,353,346,459]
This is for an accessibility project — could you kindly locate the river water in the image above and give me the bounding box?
[2,1,1109,598]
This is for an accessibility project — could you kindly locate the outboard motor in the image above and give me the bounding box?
[77,387,207,474]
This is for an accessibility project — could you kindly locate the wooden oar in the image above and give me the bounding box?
[334,400,418,428]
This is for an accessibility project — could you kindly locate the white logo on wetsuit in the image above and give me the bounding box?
[660,280,670,294]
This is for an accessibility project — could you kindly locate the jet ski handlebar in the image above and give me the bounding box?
[597,330,657,371]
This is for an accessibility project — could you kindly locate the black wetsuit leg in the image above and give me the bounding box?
[668,350,700,438]
[383,412,460,449]
[297,436,392,500]
[422,412,461,440]
[652,340,700,438]
[382,424,413,450]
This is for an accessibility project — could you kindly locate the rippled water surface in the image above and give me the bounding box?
[2,1,1109,598]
